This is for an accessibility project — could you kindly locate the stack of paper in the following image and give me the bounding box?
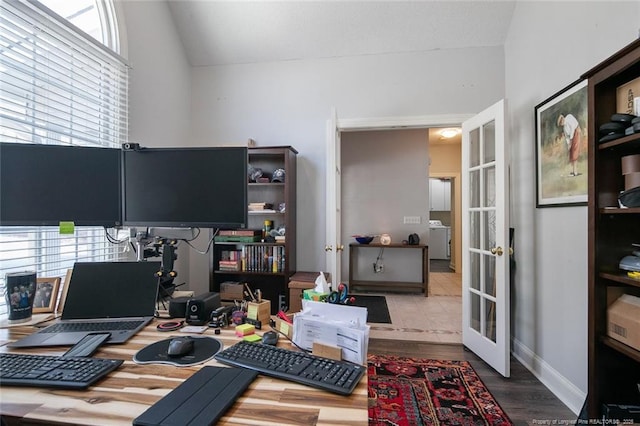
[292,300,370,365]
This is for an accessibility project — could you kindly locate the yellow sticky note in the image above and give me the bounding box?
[59,221,75,234]
[280,322,290,336]
[247,304,258,320]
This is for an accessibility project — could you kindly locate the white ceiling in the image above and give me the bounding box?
[166,1,517,67]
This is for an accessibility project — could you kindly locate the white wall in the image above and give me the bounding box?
[189,47,505,288]
[504,1,640,414]
[118,1,194,286]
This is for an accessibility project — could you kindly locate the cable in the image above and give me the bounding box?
[181,228,219,255]
[373,247,384,273]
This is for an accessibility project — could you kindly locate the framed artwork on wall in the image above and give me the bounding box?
[535,79,588,207]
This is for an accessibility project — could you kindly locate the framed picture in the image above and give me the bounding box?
[535,79,588,207]
[33,277,61,313]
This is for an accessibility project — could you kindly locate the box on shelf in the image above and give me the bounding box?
[220,281,244,300]
[616,76,640,114]
[607,294,640,351]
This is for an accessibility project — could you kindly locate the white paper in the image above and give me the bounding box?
[293,300,369,364]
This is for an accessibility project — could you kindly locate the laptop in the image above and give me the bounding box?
[10,261,160,348]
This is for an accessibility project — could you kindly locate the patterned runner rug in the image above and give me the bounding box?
[368,354,512,425]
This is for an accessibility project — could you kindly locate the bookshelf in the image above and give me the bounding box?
[210,146,297,314]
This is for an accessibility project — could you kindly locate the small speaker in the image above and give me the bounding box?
[185,292,221,325]
[168,296,191,319]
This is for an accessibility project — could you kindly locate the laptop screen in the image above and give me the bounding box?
[62,261,160,320]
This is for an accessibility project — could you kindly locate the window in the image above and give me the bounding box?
[0,0,129,317]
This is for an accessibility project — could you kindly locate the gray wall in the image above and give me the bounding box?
[341,129,428,283]
[117,0,640,414]
[504,1,640,413]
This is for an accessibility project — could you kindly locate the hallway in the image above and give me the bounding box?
[359,271,462,343]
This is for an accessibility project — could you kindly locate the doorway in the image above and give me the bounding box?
[336,124,464,343]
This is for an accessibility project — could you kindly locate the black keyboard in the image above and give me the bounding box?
[0,352,123,389]
[41,320,144,333]
[214,341,365,395]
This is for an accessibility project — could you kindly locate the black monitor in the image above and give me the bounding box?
[0,143,122,227]
[122,146,248,228]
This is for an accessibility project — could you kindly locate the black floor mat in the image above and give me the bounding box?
[430,259,452,273]
[350,295,391,324]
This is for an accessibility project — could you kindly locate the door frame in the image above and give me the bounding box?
[326,112,472,286]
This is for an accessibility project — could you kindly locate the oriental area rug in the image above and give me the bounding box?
[367,354,512,425]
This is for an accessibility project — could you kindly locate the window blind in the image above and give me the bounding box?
[0,0,129,317]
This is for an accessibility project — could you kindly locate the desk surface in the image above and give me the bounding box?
[0,320,368,425]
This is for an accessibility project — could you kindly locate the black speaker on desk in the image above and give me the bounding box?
[185,292,221,325]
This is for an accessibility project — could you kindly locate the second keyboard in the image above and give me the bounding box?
[214,340,365,395]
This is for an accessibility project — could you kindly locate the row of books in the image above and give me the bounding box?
[218,245,286,273]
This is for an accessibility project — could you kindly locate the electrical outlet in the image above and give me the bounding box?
[403,216,421,224]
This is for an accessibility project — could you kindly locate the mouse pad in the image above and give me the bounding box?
[133,336,223,367]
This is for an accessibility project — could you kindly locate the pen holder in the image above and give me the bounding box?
[247,300,271,325]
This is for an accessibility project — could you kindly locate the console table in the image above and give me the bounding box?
[348,243,428,296]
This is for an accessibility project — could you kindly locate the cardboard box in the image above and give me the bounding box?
[616,76,640,114]
[607,294,640,351]
[220,281,244,300]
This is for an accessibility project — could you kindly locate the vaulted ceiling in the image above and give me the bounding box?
[166,1,517,67]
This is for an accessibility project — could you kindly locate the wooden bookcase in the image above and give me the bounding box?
[582,39,640,419]
[210,146,297,314]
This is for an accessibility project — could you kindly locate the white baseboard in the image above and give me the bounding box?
[512,338,586,415]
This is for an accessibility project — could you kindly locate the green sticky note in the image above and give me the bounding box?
[59,221,75,234]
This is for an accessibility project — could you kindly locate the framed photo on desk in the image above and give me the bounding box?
[33,277,61,313]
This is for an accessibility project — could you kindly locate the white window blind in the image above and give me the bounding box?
[0,0,129,317]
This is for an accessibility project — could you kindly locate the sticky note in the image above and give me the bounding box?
[59,221,75,234]
[279,322,290,336]
[247,304,258,320]
[243,334,262,343]
[235,323,255,337]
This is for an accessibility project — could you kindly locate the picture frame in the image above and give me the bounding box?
[33,277,61,313]
[535,79,588,207]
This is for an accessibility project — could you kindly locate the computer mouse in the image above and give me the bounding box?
[167,337,194,357]
[262,331,279,346]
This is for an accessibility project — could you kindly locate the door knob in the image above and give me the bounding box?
[336,244,344,251]
[490,246,504,256]
[325,245,333,252]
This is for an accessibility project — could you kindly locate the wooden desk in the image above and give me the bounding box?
[0,320,368,425]
[349,243,429,296]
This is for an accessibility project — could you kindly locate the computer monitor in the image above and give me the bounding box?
[0,143,122,227]
[121,146,248,228]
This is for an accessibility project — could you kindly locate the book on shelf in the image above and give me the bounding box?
[248,202,273,211]
[241,245,285,273]
[248,209,278,214]
[215,235,262,242]
[219,229,262,237]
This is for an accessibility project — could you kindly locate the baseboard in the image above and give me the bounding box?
[512,338,586,415]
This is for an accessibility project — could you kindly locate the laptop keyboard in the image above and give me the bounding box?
[41,320,145,333]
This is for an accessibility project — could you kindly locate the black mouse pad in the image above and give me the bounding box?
[133,336,223,367]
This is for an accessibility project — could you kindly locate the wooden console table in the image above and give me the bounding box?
[348,243,428,296]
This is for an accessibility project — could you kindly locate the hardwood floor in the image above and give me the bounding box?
[368,339,577,425]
